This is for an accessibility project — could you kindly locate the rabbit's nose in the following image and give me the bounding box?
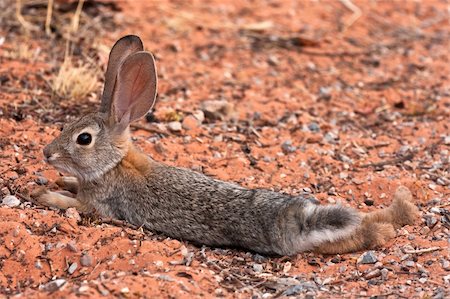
[43,145,51,160]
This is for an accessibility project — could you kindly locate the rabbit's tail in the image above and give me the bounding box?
[282,203,361,254]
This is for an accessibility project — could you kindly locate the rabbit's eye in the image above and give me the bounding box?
[76,133,92,145]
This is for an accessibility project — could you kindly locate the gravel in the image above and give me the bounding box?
[2,195,21,207]
[358,251,378,264]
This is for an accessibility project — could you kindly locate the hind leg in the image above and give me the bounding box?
[315,222,396,254]
[364,186,419,229]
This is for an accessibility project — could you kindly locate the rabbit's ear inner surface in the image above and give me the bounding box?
[110,51,157,129]
[100,35,143,114]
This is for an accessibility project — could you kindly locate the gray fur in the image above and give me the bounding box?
[41,35,362,256]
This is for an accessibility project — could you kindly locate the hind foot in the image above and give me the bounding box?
[389,186,419,228]
[364,222,396,248]
[363,186,419,229]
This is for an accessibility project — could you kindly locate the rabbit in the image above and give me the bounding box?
[33,35,419,256]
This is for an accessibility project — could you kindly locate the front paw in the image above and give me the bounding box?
[31,187,55,207]
[55,176,79,194]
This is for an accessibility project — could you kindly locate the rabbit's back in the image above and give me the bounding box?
[79,146,317,254]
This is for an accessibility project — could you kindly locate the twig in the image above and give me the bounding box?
[45,0,54,36]
[403,247,442,255]
[359,152,415,168]
[131,123,170,136]
[71,0,85,33]
[339,0,362,31]
[15,0,34,32]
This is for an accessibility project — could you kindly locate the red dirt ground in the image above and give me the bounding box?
[0,0,449,298]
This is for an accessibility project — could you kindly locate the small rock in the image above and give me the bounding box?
[65,208,81,222]
[430,207,441,214]
[380,268,389,279]
[253,263,263,273]
[35,177,48,185]
[2,195,20,207]
[78,285,90,293]
[120,287,130,294]
[66,241,78,252]
[443,135,450,145]
[308,122,320,132]
[358,251,378,264]
[281,140,296,154]
[42,279,66,292]
[67,263,77,274]
[425,216,438,228]
[167,121,182,132]
[192,110,205,123]
[420,226,430,235]
[200,100,234,121]
[35,260,43,269]
[441,259,450,270]
[404,261,415,267]
[154,142,166,154]
[365,269,381,279]
[324,131,338,144]
[364,198,374,206]
[1,187,11,196]
[408,234,416,240]
[181,115,200,130]
[80,254,93,267]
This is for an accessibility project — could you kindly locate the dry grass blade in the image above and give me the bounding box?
[51,58,99,100]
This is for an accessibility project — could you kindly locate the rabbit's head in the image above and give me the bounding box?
[43,35,157,181]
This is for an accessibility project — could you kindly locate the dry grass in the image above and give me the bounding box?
[3,42,39,61]
[51,58,100,100]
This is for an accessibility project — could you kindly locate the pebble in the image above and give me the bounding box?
[78,285,90,293]
[2,195,21,207]
[1,187,10,196]
[35,176,48,185]
[365,269,381,279]
[420,226,430,235]
[281,140,296,154]
[167,121,182,132]
[182,115,200,130]
[380,268,389,279]
[200,99,234,120]
[192,110,205,123]
[67,263,77,274]
[324,131,338,144]
[425,216,438,228]
[253,263,263,273]
[80,254,93,267]
[358,251,378,264]
[404,261,415,267]
[42,279,66,292]
[364,199,374,206]
[35,259,43,269]
[66,241,78,252]
[65,208,81,222]
[443,135,450,145]
[441,259,450,270]
[430,207,441,214]
[308,122,320,132]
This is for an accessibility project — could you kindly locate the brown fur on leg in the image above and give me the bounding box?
[314,186,418,254]
[363,186,419,229]
[55,176,79,194]
[315,221,395,254]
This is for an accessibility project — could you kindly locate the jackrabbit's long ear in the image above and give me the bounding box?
[100,35,144,113]
[110,51,157,129]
